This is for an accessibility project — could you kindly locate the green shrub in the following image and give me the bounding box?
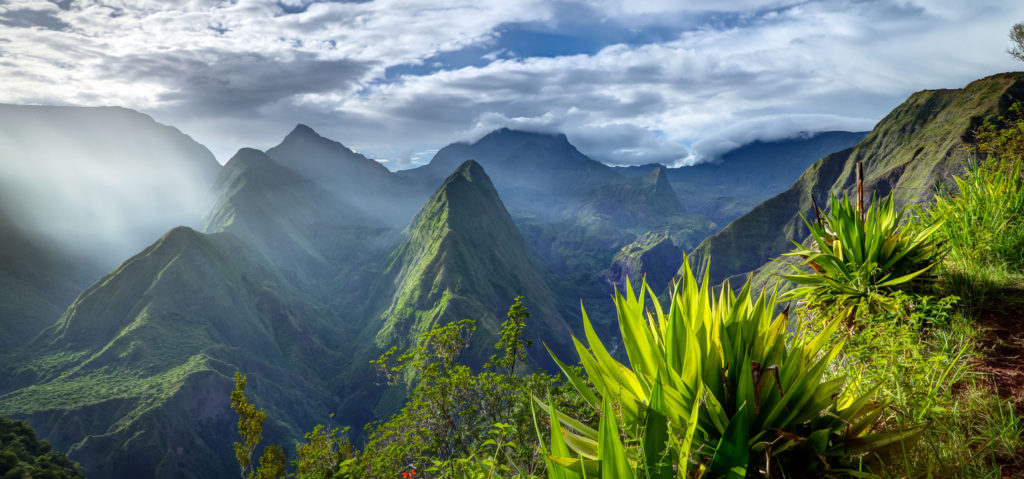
[537,259,922,478]
[782,193,944,316]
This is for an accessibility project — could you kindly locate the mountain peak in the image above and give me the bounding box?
[375,158,570,361]
[644,165,668,181]
[265,123,393,187]
[274,123,351,153]
[225,147,275,169]
[284,123,321,140]
[477,127,569,145]
[424,161,505,231]
[451,159,485,182]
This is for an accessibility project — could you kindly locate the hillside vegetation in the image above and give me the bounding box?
[3,73,1023,478]
[691,72,1024,287]
[227,77,1024,478]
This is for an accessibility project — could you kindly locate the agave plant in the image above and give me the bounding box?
[782,193,944,314]
[535,258,923,478]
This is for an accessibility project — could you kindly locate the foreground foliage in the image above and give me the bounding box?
[231,298,591,478]
[785,109,1024,477]
[230,373,357,479]
[357,297,592,478]
[0,416,84,479]
[783,192,944,316]
[538,259,920,478]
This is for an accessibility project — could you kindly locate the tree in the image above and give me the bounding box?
[1010,22,1024,61]
[230,373,354,479]
[231,372,267,479]
[488,296,534,378]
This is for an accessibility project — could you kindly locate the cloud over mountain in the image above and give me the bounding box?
[0,0,1020,165]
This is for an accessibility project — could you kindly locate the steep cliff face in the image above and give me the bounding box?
[688,72,1024,286]
[374,160,573,365]
[602,231,682,293]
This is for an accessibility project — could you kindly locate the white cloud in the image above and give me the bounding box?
[0,0,1022,165]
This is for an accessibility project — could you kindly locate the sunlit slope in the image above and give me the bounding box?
[0,104,222,351]
[688,72,1024,286]
[266,124,428,225]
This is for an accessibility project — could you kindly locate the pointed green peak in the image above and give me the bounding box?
[415,159,507,232]
[160,225,202,241]
[449,159,488,184]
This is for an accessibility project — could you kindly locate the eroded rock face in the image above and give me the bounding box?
[603,231,682,293]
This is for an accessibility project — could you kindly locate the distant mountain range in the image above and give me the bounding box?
[4,71,1015,478]
[614,131,868,224]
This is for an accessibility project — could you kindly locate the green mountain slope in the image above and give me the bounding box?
[0,104,222,352]
[689,72,1024,286]
[575,166,689,227]
[0,227,345,479]
[374,160,573,364]
[601,231,682,293]
[0,209,98,349]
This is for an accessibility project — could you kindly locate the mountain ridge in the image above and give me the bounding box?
[688,72,1024,287]
[373,160,573,364]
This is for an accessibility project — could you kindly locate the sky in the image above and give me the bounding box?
[1,0,1023,169]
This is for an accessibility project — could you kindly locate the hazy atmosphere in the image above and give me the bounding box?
[2,0,1022,166]
[7,2,1024,478]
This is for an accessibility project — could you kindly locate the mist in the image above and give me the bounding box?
[687,114,879,165]
[0,104,221,270]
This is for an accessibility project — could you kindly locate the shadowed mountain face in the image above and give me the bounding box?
[204,147,387,280]
[688,72,1024,288]
[602,231,682,293]
[400,128,622,220]
[0,209,96,349]
[266,124,429,226]
[526,166,714,279]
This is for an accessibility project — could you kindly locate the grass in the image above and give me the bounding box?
[816,299,1022,477]
[914,158,1024,308]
